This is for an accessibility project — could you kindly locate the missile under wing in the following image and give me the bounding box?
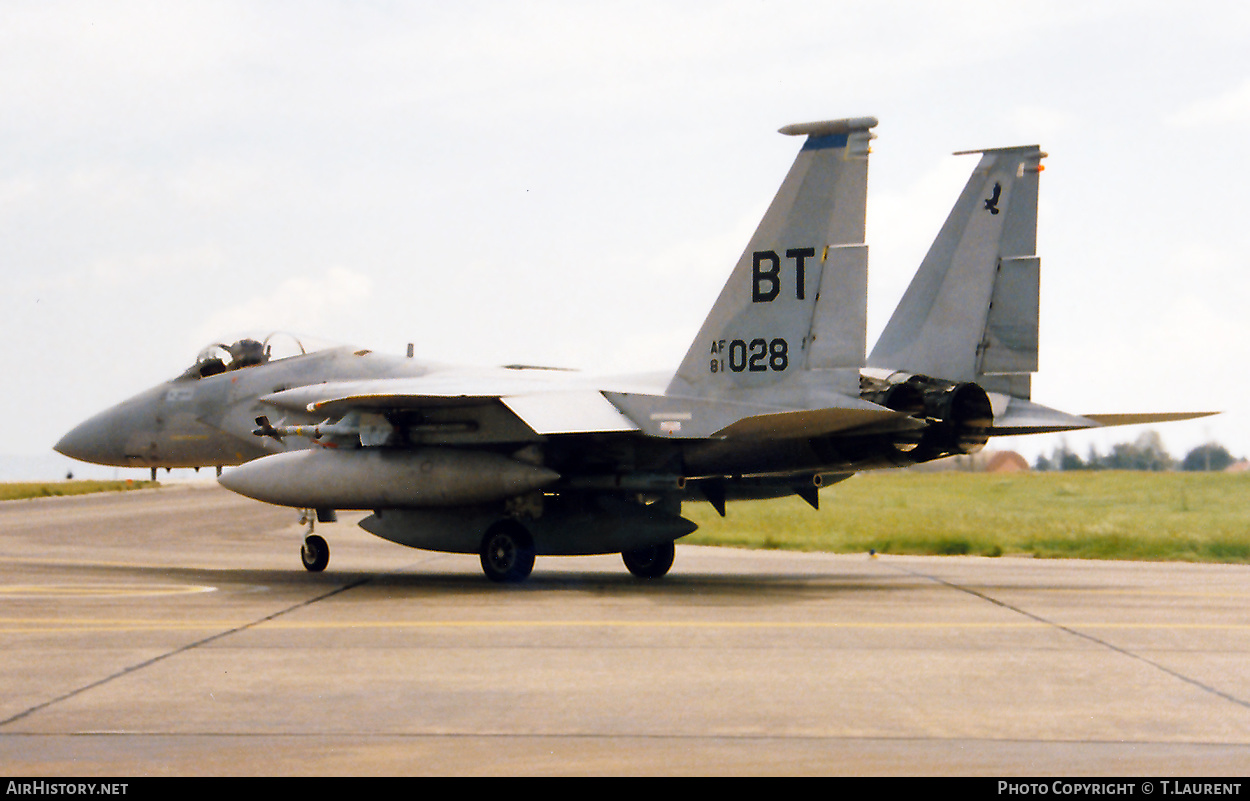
[56,118,1215,582]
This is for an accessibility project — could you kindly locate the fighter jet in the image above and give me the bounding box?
[55,117,1212,582]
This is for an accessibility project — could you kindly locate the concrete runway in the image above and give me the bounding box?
[1,484,1248,776]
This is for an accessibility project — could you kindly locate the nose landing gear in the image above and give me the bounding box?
[301,534,329,572]
[298,508,330,572]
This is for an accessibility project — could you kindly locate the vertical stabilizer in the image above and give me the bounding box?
[868,146,1045,397]
[667,117,877,398]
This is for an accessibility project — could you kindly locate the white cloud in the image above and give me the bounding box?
[1168,78,1250,128]
[1008,106,1080,144]
[8,0,1250,463]
[192,267,375,344]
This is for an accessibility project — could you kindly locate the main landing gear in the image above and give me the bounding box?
[295,508,679,582]
[621,541,675,579]
[477,519,677,583]
[479,520,535,583]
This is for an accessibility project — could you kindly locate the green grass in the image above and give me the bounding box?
[8,471,1250,564]
[0,480,160,501]
[682,471,1250,563]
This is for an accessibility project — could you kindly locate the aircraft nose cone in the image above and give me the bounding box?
[55,414,128,466]
[54,383,175,467]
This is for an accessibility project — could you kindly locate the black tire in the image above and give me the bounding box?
[622,541,675,579]
[301,534,329,572]
[480,521,535,583]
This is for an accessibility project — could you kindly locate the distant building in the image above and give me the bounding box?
[986,451,1030,473]
[906,450,1030,473]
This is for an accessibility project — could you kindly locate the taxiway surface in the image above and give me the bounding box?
[1,484,1248,776]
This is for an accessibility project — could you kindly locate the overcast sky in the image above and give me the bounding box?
[4,0,1248,478]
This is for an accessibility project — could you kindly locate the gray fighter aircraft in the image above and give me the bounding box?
[55,117,1212,582]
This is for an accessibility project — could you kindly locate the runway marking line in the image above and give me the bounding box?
[896,563,1250,711]
[0,583,216,599]
[1,618,1249,634]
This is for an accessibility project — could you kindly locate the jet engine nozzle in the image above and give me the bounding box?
[861,371,993,460]
[922,381,993,456]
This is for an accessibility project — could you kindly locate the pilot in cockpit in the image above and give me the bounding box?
[226,338,267,368]
[182,338,270,379]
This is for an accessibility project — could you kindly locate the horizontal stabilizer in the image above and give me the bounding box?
[988,396,1217,436]
[1081,411,1219,428]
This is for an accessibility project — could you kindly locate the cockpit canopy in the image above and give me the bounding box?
[179,332,336,380]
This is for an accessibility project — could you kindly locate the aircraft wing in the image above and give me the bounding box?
[260,373,916,442]
[261,374,642,436]
[260,370,593,413]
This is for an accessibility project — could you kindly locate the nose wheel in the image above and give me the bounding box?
[301,534,329,572]
[298,509,330,572]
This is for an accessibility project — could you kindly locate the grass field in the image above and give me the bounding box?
[5,472,1250,564]
[0,480,159,501]
[683,471,1250,563]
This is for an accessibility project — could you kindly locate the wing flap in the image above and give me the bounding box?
[605,390,912,440]
[712,405,922,440]
[500,392,640,434]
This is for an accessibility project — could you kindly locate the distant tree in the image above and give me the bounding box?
[1041,431,1175,471]
[1181,443,1234,472]
[1102,431,1173,471]
[1058,446,1085,471]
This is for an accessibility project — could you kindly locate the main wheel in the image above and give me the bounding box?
[301,534,329,572]
[480,521,535,583]
[622,541,675,579]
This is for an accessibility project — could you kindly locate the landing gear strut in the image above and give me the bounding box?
[298,508,329,572]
